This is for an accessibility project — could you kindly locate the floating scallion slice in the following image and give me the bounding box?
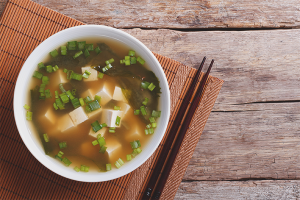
[67,41,77,50]
[98,72,104,79]
[59,83,66,93]
[137,56,145,65]
[141,81,150,89]
[45,89,52,98]
[130,57,137,64]
[115,116,121,126]
[38,62,45,70]
[84,48,90,58]
[55,155,62,161]
[114,158,124,169]
[23,104,30,110]
[73,51,83,59]
[53,103,58,110]
[70,71,83,81]
[145,129,149,135]
[33,71,43,79]
[128,50,135,56]
[59,142,67,149]
[149,128,154,134]
[109,127,115,133]
[79,98,85,106]
[39,84,46,93]
[126,154,132,161]
[62,157,72,166]
[50,49,58,57]
[42,76,49,85]
[39,92,45,100]
[61,46,67,55]
[148,83,156,91]
[57,151,64,158]
[146,124,151,129]
[152,122,157,128]
[66,90,75,100]
[114,106,120,110]
[95,95,101,102]
[84,96,92,103]
[99,146,107,154]
[152,110,161,118]
[60,93,69,104]
[74,166,80,172]
[87,100,100,111]
[97,136,106,147]
[101,123,107,128]
[72,89,76,96]
[134,109,140,115]
[46,65,53,73]
[71,98,80,109]
[149,117,155,123]
[142,97,149,106]
[82,72,89,79]
[63,68,68,73]
[55,98,65,110]
[106,163,112,171]
[91,120,102,132]
[53,65,59,72]
[85,44,94,51]
[80,165,89,172]
[140,106,147,116]
[77,41,86,50]
[124,59,130,66]
[54,91,59,99]
[130,140,141,149]
[43,133,49,142]
[95,46,101,54]
[92,140,98,146]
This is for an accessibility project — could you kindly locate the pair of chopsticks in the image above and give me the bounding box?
[142,57,214,200]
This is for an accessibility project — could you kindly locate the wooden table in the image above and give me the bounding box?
[2,0,300,199]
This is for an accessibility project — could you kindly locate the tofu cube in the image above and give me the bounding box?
[81,66,98,81]
[118,102,131,115]
[58,114,74,132]
[58,70,68,83]
[89,127,107,138]
[101,109,124,127]
[81,89,94,100]
[69,107,88,126]
[95,84,113,106]
[44,108,56,124]
[106,139,122,158]
[112,86,128,103]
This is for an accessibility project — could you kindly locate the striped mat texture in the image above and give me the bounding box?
[0,0,224,199]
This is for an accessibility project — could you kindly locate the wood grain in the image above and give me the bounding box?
[175,180,300,199]
[1,0,300,29]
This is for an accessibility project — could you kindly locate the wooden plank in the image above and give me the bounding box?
[175,180,300,199]
[1,0,300,29]
[121,29,300,180]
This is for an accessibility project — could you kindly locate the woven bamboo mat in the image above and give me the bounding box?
[0,0,224,199]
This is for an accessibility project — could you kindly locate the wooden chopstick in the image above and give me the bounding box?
[151,59,214,199]
[142,57,207,200]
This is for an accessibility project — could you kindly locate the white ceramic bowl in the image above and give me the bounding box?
[14,25,170,182]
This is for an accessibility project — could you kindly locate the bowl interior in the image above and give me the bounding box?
[14,25,170,182]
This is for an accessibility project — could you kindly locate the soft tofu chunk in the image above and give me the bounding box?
[112,86,127,103]
[81,89,94,100]
[106,139,122,158]
[44,108,56,124]
[58,114,74,132]
[95,84,113,105]
[101,109,124,127]
[69,107,88,126]
[118,102,131,115]
[89,127,107,138]
[125,126,143,141]
[81,66,98,81]
[58,69,68,83]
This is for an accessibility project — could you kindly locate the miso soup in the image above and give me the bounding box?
[25,38,161,172]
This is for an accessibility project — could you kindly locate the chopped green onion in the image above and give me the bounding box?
[87,100,101,111]
[59,142,67,149]
[114,106,120,110]
[136,147,142,154]
[114,158,124,169]
[108,58,114,64]
[145,129,149,135]
[109,129,115,133]
[45,89,52,98]
[98,72,104,79]
[92,140,99,146]
[67,41,77,50]
[55,155,62,161]
[149,128,154,134]
[97,134,102,139]
[128,50,135,57]
[80,165,89,172]
[107,64,113,69]
[146,124,151,129]
[55,98,65,110]
[61,46,67,55]
[82,72,89,79]
[95,46,101,54]
[85,44,94,51]
[140,106,147,116]
[141,81,150,89]
[72,89,76,96]
[33,71,43,79]
[53,65,59,72]
[42,76,49,85]
[79,98,85,106]
[23,104,30,110]
[130,57,137,64]
[134,109,140,115]
[74,166,80,172]
[152,122,157,128]
[63,68,68,73]
[149,117,156,123]
[95,95,101,102]
[101,123,107,128]
[50,49,58,57]
[84,96,92,103]
[43,134,49,142]
[115,116,121,126]
[70,71,83,81]
[53,103,58,110]
[73,51,83,59]
[120,60,124,64]
[124,60,130,66]
[99,146,107,153]
[84,48,90,58]
[148,83,156,91]
[60,93,69,103]
[137,56,145,65]
[85,105,91,113]
[132,148,142,158]
[130,140,141,149]
[62,157,72,166]
[77,41,86,50]
[152,110,161,118]
[102,66,108,72]
[57,151,64,158]
[59,83,66,93]
[84,70,91,75]
[127,154,132,161]
[106,163,111,171]
[39,84,46,93]
[125,56,130,60]
[39,92,45,100]
[66,90,75,100]
[71,98,80,109]
[142,97,149,106]
[54,91,59,99]
[46,65,53,73]
[38,62,45,70]
[91,120,102,132]
[97,137,106,147]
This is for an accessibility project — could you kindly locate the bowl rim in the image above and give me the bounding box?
[13,25,170,182]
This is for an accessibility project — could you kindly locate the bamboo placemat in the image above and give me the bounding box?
[0,0,224,199]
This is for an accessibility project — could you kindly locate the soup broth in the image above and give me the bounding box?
[27,38,161,172]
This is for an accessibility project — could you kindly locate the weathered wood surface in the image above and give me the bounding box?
[175,180,300,199]
[1,0,300,29]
